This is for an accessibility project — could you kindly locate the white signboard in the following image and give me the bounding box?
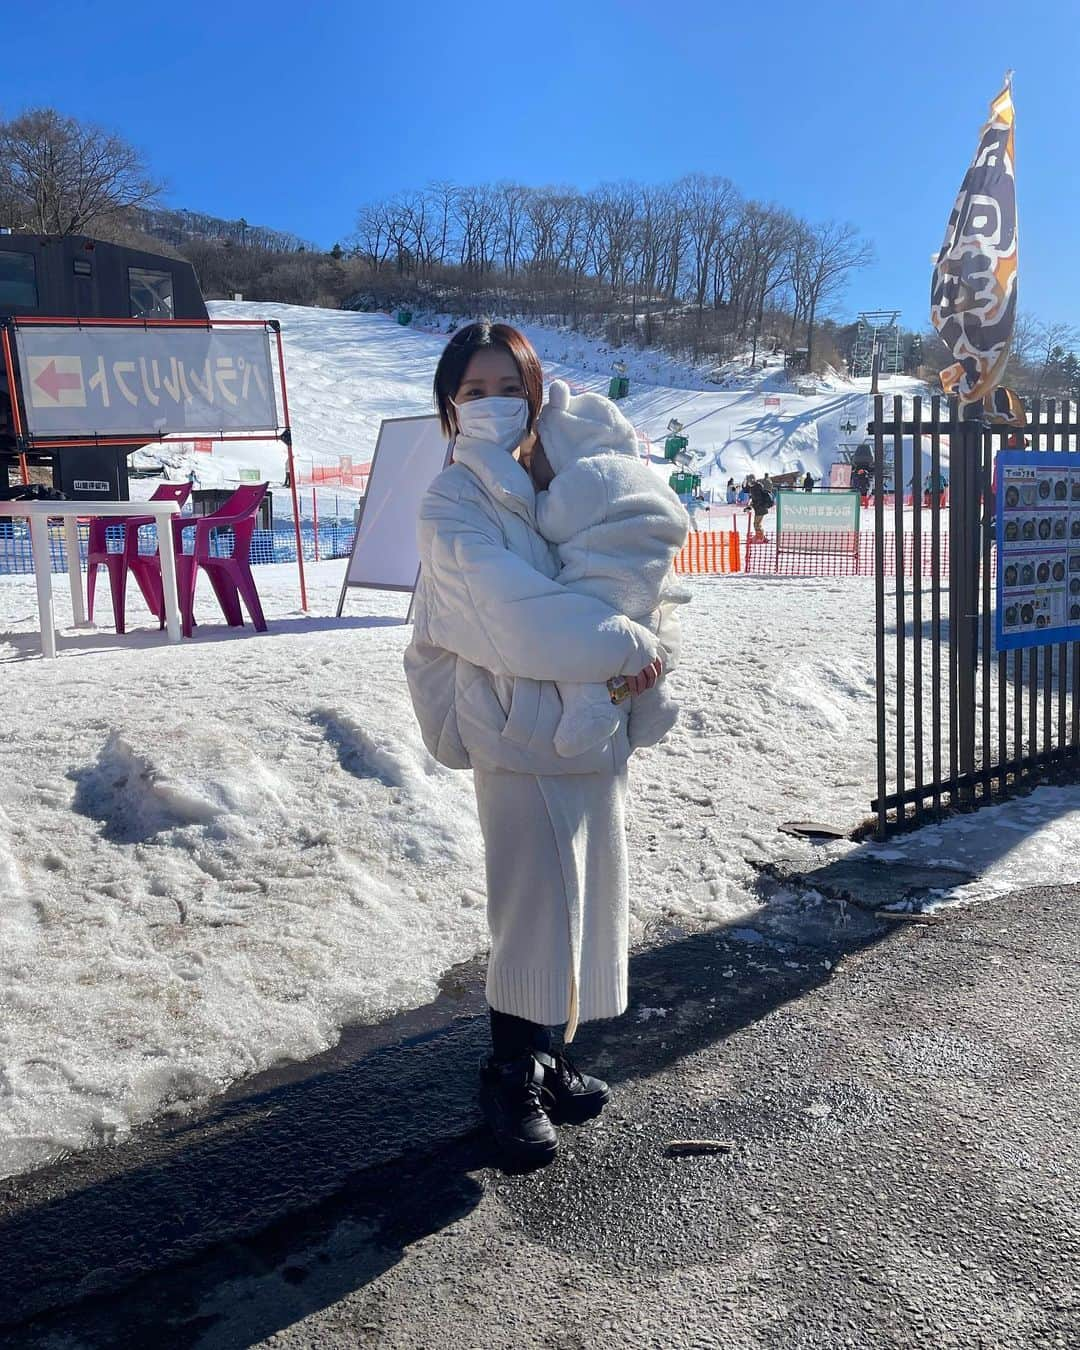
[337,415,451,612]
[14,325,278,438]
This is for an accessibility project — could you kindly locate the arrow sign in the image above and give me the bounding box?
[28,356,86,408]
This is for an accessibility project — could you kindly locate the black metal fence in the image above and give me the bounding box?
[871,394,1080,836]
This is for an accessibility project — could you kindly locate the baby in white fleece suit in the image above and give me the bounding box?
[535,379,690,758]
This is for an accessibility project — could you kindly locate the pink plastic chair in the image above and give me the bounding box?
[86,482,192,634]
[168,483,269,639]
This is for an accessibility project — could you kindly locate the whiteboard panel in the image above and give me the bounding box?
[342,415,451,593]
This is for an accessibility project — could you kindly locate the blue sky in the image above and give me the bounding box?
[6,0,1078,330]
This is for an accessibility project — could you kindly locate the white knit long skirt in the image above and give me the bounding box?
[473,766,630,1041]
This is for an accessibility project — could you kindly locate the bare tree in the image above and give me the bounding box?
[524,187,562,274]
[0,107,161,235]
[498,182,529,276]
[342,173,882,374]
[591,183,639,318]
[732,203,799,363]
[454,183,502,276]
[634,183,677,342]
[793,220,874,370]
[0,169,23,229]
[1032,320,1080,395]
[426,180,458,270]
[675,174,739,333]
[352,202,394,269]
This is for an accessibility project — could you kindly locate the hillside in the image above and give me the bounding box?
[133,302,931,505]
[133,206,312,253]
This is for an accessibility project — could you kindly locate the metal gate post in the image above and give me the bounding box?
[952,402,984,801]
[872,396,888,835]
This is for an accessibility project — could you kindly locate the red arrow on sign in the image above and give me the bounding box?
[34,360,82,401]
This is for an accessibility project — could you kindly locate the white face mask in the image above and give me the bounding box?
[452,395,528,448]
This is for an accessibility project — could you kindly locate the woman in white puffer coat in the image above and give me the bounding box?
[404,322,681,1167]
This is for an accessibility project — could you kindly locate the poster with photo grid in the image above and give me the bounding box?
[996,450,1080,651]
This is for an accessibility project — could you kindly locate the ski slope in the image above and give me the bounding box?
[0,305,1070,1184]
[132,303,936,509]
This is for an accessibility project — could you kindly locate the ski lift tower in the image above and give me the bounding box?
[850,310,903,379]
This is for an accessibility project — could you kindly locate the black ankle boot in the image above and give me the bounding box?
[535,1050,610,1125]
[478,1053,558,1165]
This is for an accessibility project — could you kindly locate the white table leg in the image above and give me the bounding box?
[157,513,182,643]
[28,515,57,659]
[63,516,88,626]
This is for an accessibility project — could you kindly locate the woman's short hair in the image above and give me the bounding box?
[433,321,544,437]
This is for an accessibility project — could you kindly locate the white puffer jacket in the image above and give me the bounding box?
[535,379,690,615]
[404,433,678,777]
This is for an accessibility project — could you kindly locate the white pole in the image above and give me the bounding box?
[29,514,57,659]
[156,506,182,643]
[63,516,88,626]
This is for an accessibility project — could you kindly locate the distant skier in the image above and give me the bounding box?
[746,475,774,541]
[803,472,815,492]
[924,470,947,508]
[726,477,737,505]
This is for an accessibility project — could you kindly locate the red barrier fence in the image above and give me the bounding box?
[744,530,956,578]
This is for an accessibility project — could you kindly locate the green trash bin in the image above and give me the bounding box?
[397,309,413,326]
[664,434,689,461]
[607,376,630,400]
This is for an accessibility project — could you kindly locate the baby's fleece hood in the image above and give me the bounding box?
[537,379,640,475]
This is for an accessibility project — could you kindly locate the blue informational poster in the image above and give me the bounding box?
[996,450,1080,651]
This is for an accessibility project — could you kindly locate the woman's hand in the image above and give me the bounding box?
[626,658,662,695]
[514,428,538,464]
[518,431,555,489]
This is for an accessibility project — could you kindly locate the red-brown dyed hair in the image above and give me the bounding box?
[433,321,544,437]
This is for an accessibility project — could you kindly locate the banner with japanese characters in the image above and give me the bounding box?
[996,451,1080,651]
[12,325,278,440]
[930,79,1017,407]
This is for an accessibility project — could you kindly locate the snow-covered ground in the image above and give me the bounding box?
[1,305,1077,1183]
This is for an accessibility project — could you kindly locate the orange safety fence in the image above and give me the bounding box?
[673,530,741,575]
[297,461,371,491]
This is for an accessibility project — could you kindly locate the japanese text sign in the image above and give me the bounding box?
[13,325,279,440]
[996,450,1080,651]
[776,490,861,535]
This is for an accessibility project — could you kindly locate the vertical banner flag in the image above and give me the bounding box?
[930,77,1018,409]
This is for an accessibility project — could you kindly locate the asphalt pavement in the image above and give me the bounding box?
[2,883,1077,1349]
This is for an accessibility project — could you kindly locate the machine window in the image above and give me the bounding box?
[0,251,38,308]
[128,267,174,319]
